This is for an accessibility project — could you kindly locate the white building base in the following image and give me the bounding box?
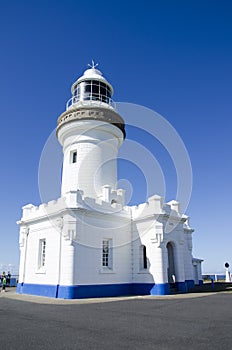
[17,192,202,299]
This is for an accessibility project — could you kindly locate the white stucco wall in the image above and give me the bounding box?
[71,210,132,285]
[58,121,123,199]
[19,221,61,286]
[18,193,199,291]
[18,200,132,287]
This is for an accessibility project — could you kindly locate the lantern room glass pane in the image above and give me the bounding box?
[84,83,91,93]
[92,81,99,94]
[72,79,112,104]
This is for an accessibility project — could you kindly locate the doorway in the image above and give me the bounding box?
[167,242,175,284]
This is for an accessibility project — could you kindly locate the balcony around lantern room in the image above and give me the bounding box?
[66,93,116,110]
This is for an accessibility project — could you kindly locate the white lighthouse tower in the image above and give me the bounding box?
[17,63,203,299]
[57,61,125,200]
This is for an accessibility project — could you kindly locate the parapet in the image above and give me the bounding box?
[20,187,130,224]
[21,197,67,222]
[131,195,185,222]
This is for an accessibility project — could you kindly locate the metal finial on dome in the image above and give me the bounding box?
[88,59,99,69]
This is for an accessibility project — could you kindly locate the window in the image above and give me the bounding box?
[38,239,46,268]
[70,150,77,164]
[102,240,109,267]
[143,245,147,269]
[102,239,112,268]
[73,80,112,104]
[84,82,91,93]
[92,81,99,95]
[140,245,147,270]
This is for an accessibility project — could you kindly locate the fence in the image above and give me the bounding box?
[0,275,18,287]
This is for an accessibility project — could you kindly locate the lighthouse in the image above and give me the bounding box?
[17,63,203,299]
[57,61,125,199]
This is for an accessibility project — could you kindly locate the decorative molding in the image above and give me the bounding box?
[57,106,125,136]
[151,233,162,247]
[19,226,29,247]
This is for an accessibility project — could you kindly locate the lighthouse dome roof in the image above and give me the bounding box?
[71,65,114,94]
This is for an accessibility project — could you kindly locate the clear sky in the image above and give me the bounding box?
[0,0,231,274]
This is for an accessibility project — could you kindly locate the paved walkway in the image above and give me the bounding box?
[1,286,232,350]
[1,286,231,304]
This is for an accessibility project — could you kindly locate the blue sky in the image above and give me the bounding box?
[0,0,231,273]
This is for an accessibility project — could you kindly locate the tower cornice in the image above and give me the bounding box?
[56,106,125,138]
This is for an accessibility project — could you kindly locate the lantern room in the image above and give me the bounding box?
[66,61,114,109]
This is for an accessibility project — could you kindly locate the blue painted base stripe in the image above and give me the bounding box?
[150,283,170,295]
[17,280,200,299]
[17,282,171,299]
[175,281,188,293]
[185,280,195,290]
[58,283,133,299]
[17,283,58,298]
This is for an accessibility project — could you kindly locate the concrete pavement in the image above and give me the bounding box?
[0,287,232,349]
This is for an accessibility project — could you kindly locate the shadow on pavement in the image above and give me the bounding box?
[189,282,232,293]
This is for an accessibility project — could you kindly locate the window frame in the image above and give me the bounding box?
[70,150,77,164]
[37,238,46,272]
[102,239,113,270]
[73,80,112,104]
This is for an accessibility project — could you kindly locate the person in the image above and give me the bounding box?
[7,271,11,286]
[1,271,6,282]
[1,272,6,292]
